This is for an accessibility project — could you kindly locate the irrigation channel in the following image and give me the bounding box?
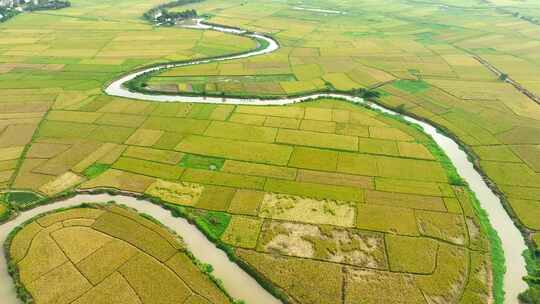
[0,18,528,304]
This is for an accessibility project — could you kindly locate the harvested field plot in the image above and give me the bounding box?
[259,193,356,227]
[258,221,387,268]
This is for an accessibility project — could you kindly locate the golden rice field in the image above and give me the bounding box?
[6,204,231,304]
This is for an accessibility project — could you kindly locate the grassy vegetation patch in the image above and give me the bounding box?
[6,191,43,208]
[179,153,225,171]
[391,80,430,94]
[82,163,110,179]
[172,206,232,240]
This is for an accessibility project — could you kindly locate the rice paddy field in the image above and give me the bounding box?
[0,0,539,303]
[6,204,233,304]
[2,92,495,303]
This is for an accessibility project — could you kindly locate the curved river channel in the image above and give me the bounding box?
[0,19,528,304]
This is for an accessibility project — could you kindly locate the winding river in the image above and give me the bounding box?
[0,18,528,304]
[106,19,529,303]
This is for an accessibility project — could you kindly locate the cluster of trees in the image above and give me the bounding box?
[350,88,381,99]
[152,0,202,11]
[143,0,202,25]
[25,1,70,11]
[520,249,540,304]
[0,7,18,23]
[155,9,197,25]
[0,0,70,19]
[512,12,540,25]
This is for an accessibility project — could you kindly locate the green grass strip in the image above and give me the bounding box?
[519,250,540,303]
[83,163,110,179]
[392,79,430,94]
[468,189,506,304]
[170,205,231,240]
[6,192,42,206]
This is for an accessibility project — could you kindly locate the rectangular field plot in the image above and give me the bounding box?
[204,121,277,143]
[228,189,265,216]
[222,160,297,180]
[125,129,164,147]
[236,105,304,119]
[276,129,358,151]
[179,154,225,171]
[259,193,356,227]
[288,147,338,172]
[258,221,387,268]
[296,169,373,189]
[221,215,263,249]
[356,204,419,236]
[112,157,184,180]
[195,185,236,211]
[265,178,364,202]
[365,190,446,211]
[123,146,183,165]
[181,168,265,190]
[375,177,446,197]
[176,135,292,166]
[142,117,209,135]
[376,156,448,182]
[145,179,203,206]
[386,235,438,273]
